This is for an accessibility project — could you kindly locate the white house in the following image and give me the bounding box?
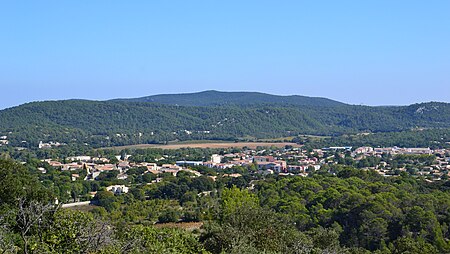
[106,185,129,194]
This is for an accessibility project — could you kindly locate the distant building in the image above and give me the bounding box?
[39,141,65,149]
[255,160,287,173]
[403,148,432,155]
[142,163,158,171]
[253,156,275,163]
[67,156,92,162]
[39,141,52,149]
[354,147,374,154]
[323,146,352,151]
[176,161,203,167]
[95,164,116,171]
[117,173,128,180]
[106,185,129,194]
[211,154,222,164]
[71,174,80,181]
[44,160,63,168]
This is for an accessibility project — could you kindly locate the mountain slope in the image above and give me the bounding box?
[0,98,449,149]
[112,90,347,107]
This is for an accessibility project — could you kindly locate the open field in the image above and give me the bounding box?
[102,141,301,150]
[257,136,296,142]
[64,204,99,212]
[154,222,203,231]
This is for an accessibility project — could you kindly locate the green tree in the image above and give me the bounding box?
[95,191,119,212]
[41,209,113,253]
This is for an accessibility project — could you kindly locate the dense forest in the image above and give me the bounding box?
[112,90,346,107]
[298,128,450,149]
[0,95,449,148]
[2,158,450,253]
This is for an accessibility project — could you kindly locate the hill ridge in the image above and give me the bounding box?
[0,99,449,148]
[111,90,347,107]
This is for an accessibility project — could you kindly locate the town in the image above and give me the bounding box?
[31,144,450,200]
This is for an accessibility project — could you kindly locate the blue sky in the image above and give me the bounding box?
[1,1,449,109]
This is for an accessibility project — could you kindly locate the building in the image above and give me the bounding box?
[255,160,287,173]
[211,154,223,164]
[67,156,92,162]
[323,146,352,151]
[253,156,275,163]
[176,161,203,167]
[106,185,129,194]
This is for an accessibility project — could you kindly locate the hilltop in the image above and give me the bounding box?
[112,90,346,107]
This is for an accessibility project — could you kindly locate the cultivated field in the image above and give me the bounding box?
[103,141,301,150]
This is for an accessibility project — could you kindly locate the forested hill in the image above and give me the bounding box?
[0,98,449,148]
[112,90,346,107]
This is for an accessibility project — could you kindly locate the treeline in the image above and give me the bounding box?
[0,100,449,148]
[299,128,450,149]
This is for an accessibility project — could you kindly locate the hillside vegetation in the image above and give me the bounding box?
[112,90,346,107]
[0,91,449,148]
[2,159,450,253]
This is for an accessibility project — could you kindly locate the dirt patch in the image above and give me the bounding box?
[154,222,203,231]
[64,204,99,212]
[103,142,300,150]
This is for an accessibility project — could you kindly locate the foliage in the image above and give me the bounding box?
[41,209,113,253]
[115,225,209,254]
[300,128,450,149]
[113,90,346,107]
[1,99,450,148]
[4,158,450,253]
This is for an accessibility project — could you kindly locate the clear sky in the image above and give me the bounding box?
[1,0,449,109]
